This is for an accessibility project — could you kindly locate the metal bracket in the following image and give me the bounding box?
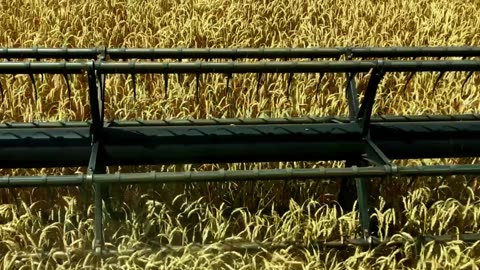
[338,50,374,240]
[356,65,391,168]
[357,66,391,168]
[338,63,392,242]
[87,62,106,255]
[356,66,392,240]
[88,60,122,255]
[364,138,390,166]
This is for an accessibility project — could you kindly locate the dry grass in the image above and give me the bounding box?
[1,0,480,269]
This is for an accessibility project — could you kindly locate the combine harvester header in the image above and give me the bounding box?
[1,46,480,256]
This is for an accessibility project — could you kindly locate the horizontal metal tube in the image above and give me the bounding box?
[0,121,480,168]
[2,114,480,129]
[1,47,480,59]
[85,60,480,73]
[0,62,86,74]
[0,48,101,59]
[0,60,479,75]
[2,164,480,187]
[351,47,480,58]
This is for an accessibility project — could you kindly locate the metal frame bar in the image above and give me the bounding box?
[86,62,108,254]
[340,51,376,241]
[1,47,480,60]
[0,60,479,74]
[338,50,392,241]
[355,67,390,241]
[2,114,480,128]
[338,49,362,236]
[2,164,480,187]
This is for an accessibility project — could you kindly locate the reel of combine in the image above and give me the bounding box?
[0,46,479,256]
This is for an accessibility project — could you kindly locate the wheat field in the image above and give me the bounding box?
[1,0,480,269]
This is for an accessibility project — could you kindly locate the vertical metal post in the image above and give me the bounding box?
[87,62,107,255]
[338,49,360,213]
[355,66,387,240]
[338,49,366,222]
[338,51,388,242]
[355,175,370,239]
[90,141,106,254]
